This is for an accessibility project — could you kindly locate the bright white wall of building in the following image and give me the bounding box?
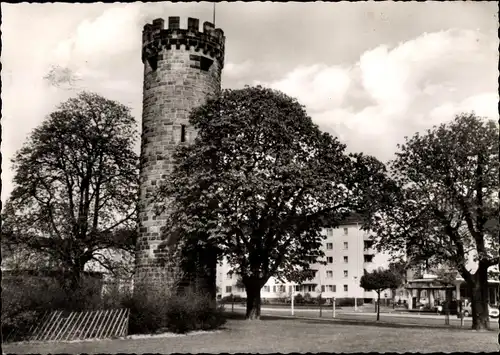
[216,222,392,301]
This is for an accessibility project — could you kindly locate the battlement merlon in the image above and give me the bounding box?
[142,17,225,67]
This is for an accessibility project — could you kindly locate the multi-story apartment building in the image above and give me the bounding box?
[216,215,391,302]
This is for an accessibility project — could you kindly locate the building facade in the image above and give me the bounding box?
[136,16,225,288]
[399,267,499,309]
[216,216,391,302]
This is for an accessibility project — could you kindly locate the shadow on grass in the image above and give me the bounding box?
[222,311,488,332]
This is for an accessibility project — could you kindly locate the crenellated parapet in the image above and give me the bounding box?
[142,17,225,69]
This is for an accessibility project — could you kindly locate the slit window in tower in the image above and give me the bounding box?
[181,125,186,143]
[200,56,214,71]
[189,54,214,71]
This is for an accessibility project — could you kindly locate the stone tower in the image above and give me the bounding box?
[136,17,225,291]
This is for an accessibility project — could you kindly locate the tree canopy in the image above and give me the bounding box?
[2,92,139,288]
[360,268,402,293]
[360,268,402,320]
[365,113,499,329]
[155,85,385,319]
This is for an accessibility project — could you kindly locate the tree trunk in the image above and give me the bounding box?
[444,287,452,325]
[376,291,381,321]
[470,265,490,330]
[245,279,262,320]
[194,245,218,306]
[65,260,85,293]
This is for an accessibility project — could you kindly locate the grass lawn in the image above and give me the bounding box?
[3,314,498,354]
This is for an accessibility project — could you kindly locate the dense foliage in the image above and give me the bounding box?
[2,92,139,289]
[2,274,113,342]
[156,86,385,319]
[126,284,226,334]
[365,113,499,329]
[360,268,402,320]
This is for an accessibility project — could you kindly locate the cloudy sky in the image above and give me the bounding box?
[1,2,498,203]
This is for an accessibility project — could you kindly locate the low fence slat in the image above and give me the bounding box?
[64,310,83,341]
[108,309,125,338]
[54,312,75,341]
[65,311,81,340]
[89,309,105,339]
[121,308,130,337]
[71,310,90,341]
[38,310,62,341]
[85,310,103,339]
[109,309,125,337]
[27,311,49,339]
[103,309,117,338]
[32,310,58,341]
[77,310,95,340]
[21,308,130,342]
[92,309,107,339]
[28,311,47,341]
[101,310,115,339]
[48,311,67,341]
[96,309,112,339]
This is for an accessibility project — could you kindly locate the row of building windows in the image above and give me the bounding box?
[325,270,350,278]
[226,268,352,282]
[325,242,348,250]
[225,256,373,281]
[225,284,350,294]
[326,255,374,263]
[325,228,349,236]
[325,256,349,263]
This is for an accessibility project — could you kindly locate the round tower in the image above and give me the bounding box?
[136,17,225,288]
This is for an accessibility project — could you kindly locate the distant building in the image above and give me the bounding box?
[399,265,499,309]
[216,215,391,302]
[1,236,133,296]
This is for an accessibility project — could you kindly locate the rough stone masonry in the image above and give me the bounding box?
[136,16,225,295]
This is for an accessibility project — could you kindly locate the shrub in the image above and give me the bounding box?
[126,285,226,335]
[220,294,245,303]
[1,274,104,342]
[333,297,364,307]
[314,295,329,305]
[101,280,133,309]
[294,293,305,304]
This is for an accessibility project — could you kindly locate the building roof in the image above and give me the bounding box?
[337,212,365,226]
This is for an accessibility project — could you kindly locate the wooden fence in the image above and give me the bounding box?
[16,308,129,342]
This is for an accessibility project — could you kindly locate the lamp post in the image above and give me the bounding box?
[318,272,323,317]
[354,276,358,311]
[354,222,360,312]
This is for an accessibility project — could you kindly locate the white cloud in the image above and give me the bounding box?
[223,61,254,78]
[429,92,499,124]
[1,4,149,204]
[358,29,495,115]
[359,45,412,111]
[256,64,352,114]
[51,3,145,69]
[258,28,497,162]
[2,4,497,204]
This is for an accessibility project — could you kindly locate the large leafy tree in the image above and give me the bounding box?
[360,268,402,320]
[156,86,384,319]
[366,113,499,330]
[2,92,139,290]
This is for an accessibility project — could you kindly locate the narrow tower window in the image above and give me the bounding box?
[181,125,186,143]
[189,54,214,72]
